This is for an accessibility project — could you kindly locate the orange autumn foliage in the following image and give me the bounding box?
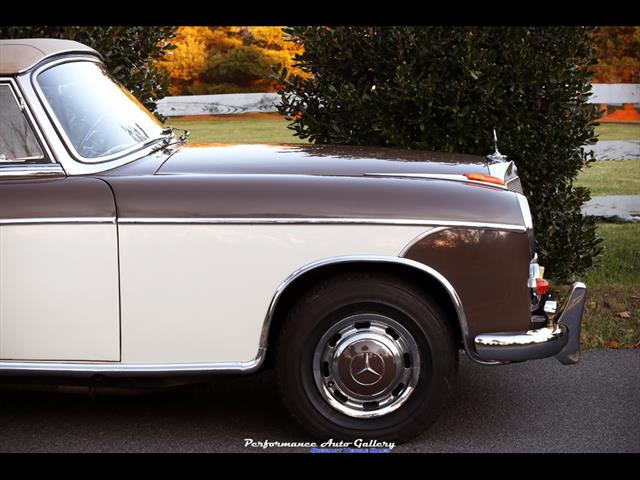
[591,27,640,83]
[161,26,306,95]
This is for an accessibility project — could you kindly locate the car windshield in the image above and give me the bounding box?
[36,60,164,162]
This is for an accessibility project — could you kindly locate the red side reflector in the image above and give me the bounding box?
[463,173,505,186]
[535,278,550,295]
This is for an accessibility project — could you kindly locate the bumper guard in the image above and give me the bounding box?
[474,282,587,364]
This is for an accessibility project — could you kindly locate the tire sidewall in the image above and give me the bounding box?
[277,274,457,442]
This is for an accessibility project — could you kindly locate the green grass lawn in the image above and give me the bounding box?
[575,160,640,195]
[585,224,640,286]
[595,122,640,141]
[166,114,308,145]
[166,114,638,145]
[578,223,640,349]
[576,122,638,195]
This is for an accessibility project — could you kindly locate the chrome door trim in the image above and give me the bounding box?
[118,217,527,232]
[0,163,65,177]
[0,217,116,225]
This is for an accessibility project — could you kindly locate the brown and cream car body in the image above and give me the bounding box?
[0,39,587,441]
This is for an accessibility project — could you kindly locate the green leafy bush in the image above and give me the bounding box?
[203,45,273,88]
[187,82,277,95]
[0,26,177,116]
[277,26,602,283]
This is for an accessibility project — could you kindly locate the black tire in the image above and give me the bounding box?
[275,272,458,443]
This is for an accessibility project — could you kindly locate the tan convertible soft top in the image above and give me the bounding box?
[0,38,99,75]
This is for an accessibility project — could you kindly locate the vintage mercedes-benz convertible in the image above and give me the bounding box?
[0,39,587,442]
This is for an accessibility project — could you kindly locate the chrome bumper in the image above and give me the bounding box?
[474,282,587,364]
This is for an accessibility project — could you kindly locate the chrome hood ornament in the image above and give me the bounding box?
[487,128,508,164]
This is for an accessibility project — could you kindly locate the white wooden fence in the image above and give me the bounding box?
[591,84,639,104]
[157,84,640,117]
[157,93,281,116]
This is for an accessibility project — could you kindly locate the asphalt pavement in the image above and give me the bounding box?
[591,140,639,161]
[0,349,638,453]
[583,195,640,221]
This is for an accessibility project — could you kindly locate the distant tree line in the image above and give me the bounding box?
[161,26,639,97]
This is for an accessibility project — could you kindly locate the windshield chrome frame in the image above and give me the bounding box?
[29,55,168,172]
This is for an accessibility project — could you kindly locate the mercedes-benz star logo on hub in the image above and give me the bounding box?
[349,351,385,386]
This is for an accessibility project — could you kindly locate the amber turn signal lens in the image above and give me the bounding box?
[535,278,550,295]
[463,173,505,186]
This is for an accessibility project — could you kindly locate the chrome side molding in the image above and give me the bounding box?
[0,217,115,225]
[0,349,265,377]
[117,217,527,232]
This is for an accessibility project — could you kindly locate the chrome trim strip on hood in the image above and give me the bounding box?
[117,217,527,232]
[364,172,508,189]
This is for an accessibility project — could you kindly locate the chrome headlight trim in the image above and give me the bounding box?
[516,193,533,230]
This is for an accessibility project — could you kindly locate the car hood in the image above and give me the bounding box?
[154,143,491,177]
[102,142,524,228]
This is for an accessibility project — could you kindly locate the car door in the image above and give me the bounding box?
[0,80,120,362]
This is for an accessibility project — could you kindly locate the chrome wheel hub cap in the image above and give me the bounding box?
[313,313,421,418]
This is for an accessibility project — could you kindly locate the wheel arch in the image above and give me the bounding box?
[260,256,472,369]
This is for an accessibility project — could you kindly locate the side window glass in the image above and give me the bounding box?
[0,84,46,163]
